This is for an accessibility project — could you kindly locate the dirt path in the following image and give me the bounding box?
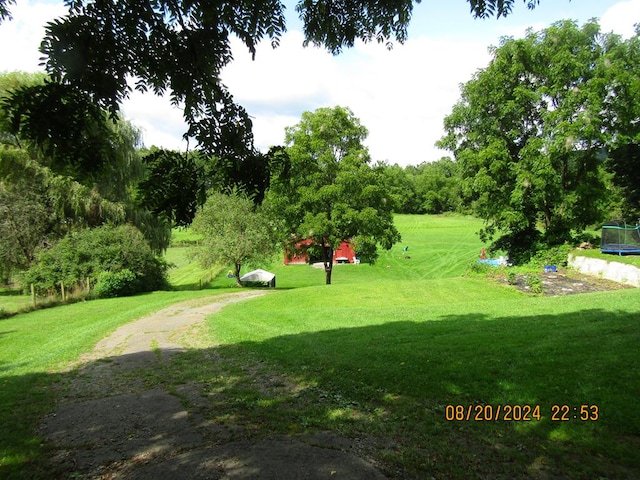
[39,291,386,479]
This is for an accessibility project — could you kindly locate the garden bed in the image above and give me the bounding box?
[497,270,633,296]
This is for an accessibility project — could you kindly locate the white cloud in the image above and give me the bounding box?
[331,37,491,164]
[115,0,640,163]
[224,31,336,113]
[221,32,491,165]
[600,0,640,37]
[0,0,66,72]
[120,89,189,151]
[219,32,335,151]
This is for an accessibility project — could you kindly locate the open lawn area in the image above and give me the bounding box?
[200,281,639,478]
[1,214,639,479]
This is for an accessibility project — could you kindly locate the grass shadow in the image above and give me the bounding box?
[0,370,61,480]
[192,307,640,479]
[2,306,639,479]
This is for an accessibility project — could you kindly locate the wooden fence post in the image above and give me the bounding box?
[60,281,66,301]
[31,283,36,307]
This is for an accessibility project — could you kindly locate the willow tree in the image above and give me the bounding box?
[0,147,128,279]
[0,72,173,255]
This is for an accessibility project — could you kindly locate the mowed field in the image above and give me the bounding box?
[205,213,489,289]
[1,214,639,479]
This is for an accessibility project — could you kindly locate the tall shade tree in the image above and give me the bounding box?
[137,145,289,229]
[599,30,640,221]
[438,20,630,262]
[204,146,290,205]
[267,106,400,285]
[1,0,544,173]
[190,191,280,286]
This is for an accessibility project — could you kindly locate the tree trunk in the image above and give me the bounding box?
[234,263,243,287]
[323,244,333,285]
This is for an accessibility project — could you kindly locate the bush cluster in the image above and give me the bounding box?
[466,260,494,275]
[529,244,574,268]
[24,225,167,298]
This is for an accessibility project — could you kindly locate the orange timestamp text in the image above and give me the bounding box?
[445,404,599,422]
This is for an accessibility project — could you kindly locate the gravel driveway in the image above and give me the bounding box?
[39,291,386,479]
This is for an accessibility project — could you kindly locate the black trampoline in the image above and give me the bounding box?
[601,221,640,255]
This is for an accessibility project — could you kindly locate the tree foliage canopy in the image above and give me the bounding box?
[3,82,174,256]
[137,149,206,228]
[4,82,115,179]
[0,179,48,277]
[0,146,130,279]
[599,32,640,220]
[439,20,639,262]
[267,106,400,284]
[0,71,171,281]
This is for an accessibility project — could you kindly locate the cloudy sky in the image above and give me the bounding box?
[1,0,639,166]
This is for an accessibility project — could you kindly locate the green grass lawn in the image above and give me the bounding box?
[0,289,230,478]
[165,246,224,289]
[170,226,203,245]
[0,289,32,314]
[2,214,639,479]
[201,286,639,478]
[573,247,640,267]
[204,214,489,289]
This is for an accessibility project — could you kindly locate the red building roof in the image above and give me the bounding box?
[284,239,357,265]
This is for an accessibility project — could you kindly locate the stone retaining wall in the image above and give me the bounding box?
[568,254,640,287]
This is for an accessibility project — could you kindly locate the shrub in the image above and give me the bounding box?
[526,274,544,295]
[490,227,542,265]
[507,271,518,285]
[574,231,599,246]
[529,244,573,268]
[466,260,492,275]
[93,269,138,298]
[24,224,168,297]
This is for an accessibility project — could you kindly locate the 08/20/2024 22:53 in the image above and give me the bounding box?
[445,404,599,422]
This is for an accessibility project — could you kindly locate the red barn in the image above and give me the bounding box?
[284,239,357,265]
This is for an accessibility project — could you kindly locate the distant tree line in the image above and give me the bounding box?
[376,158,465,215]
